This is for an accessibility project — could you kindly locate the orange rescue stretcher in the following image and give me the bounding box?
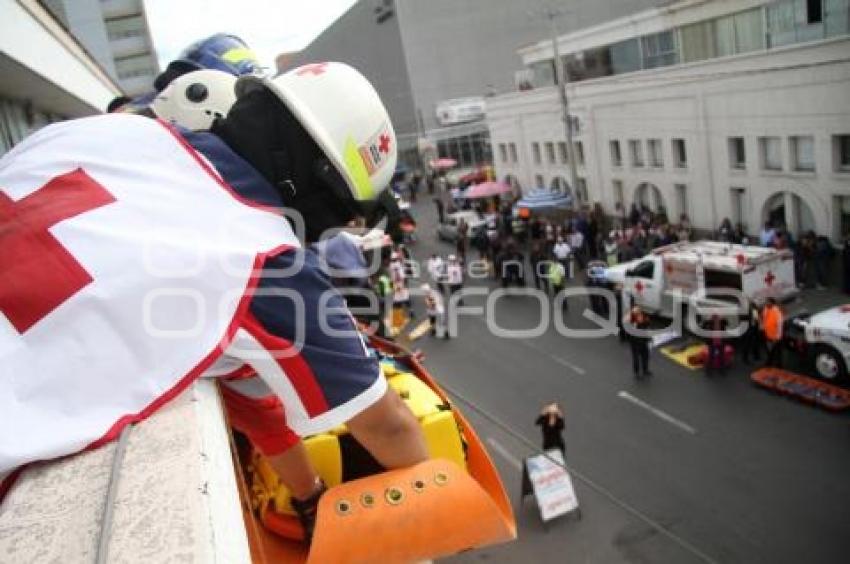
[751,367,850,411]
[233,334,516,563]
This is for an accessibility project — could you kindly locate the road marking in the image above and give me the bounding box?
[617,391,697,435]
[520,339,586,375]
[444,383,717,564]
[486,437,523,471]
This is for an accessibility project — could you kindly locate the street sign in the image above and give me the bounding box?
[522,449,579,523]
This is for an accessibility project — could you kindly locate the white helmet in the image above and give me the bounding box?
[151,69,237,131]
[235,62,397,202]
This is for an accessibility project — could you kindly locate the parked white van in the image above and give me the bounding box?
[605,241,797,319]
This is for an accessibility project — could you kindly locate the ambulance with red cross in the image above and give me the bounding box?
[604,241,798,321]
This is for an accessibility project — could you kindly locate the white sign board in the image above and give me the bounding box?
[525,450,578,522]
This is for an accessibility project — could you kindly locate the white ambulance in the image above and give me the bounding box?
[791,305,850,383]
[605,241,798,319]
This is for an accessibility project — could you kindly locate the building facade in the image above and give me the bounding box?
[43,0,159,97]
[0,0,122,155]
[487,0,850,241]
[287,0,666,168]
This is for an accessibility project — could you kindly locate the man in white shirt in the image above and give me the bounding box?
[445,254,465,308]
[552,237,572,279]
[426,253,446,293]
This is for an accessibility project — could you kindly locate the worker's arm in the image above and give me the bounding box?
[347,388,429,469]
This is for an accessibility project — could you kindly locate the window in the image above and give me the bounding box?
[826,0,850,37]
[733,8,766,54]
[731,187,747,227]
[532,142,541,164]
[558,142,568,164]
[760,137,782,170]
[641,31,678,69]
[498,143,507,163]
[610,140,622,167]
[114,54,156,80]
[545,142,556,164]
[105,14,145,40]
[681,20,715,62]
[509,143,518,163]
[613,180,624,208]
[729,137,746,169]
[648,139,663,168]
[791,136,815,171]
[630,140,644,167]
[631,260,654,279]
[534,174,544,188]
[835,134,850,171]
[574,141,585,166]
[675,184,688,219]
[808,0,823,24]
[767,0,797,47]
[672,139,687,168]
[610,38,641,74]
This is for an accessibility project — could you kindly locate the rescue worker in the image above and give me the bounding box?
[762,298,784,368]
[151,69,237,131]
[548,259,568,312]
[109,33,261,115]
[422,283,448,340]
[0,62,429,541]
[445,254,465,308]
[626,306,652,378]
[741,303,765,364]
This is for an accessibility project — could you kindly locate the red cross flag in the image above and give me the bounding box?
[0,114,299,476]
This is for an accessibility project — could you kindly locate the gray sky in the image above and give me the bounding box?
[143,0,357,73]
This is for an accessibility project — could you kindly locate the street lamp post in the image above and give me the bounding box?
[546,9,580,198]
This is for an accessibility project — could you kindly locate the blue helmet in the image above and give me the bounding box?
[154,33,261,91]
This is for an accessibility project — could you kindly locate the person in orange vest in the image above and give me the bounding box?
[761,298,784,368]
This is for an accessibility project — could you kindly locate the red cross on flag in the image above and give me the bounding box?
[0,115,299,475]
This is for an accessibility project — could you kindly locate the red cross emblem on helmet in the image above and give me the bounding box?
[296,62,329,76]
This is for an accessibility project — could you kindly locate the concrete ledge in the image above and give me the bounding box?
[0,379,250,563]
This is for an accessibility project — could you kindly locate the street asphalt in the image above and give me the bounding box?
[395,195,850,564]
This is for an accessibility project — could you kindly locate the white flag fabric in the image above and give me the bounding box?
[0,114,299,474]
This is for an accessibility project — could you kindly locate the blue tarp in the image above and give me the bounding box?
[516,188,573,210]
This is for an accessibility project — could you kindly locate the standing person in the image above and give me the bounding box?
[456,218,469,263]
[626,306,652,378]
[389,251,411,316]
[422,284,449,340]
[553,237,572,278]
[741,303,765,365]
[568,228,585,271]
[446,254,465,307]
[704,314,728,375]
[535,403,566,456]
[373,267,393,338]
[814,234,834,290]
[844,234,850,295]
[762,298,784,368]
[548,259,568,312]
[426,253,446,294]
[530,242,549,294]
[434,196,445,224]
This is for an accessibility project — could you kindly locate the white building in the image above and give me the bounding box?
[487,0,850,241]
[0,0,122,155]
[42,0,159,97]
